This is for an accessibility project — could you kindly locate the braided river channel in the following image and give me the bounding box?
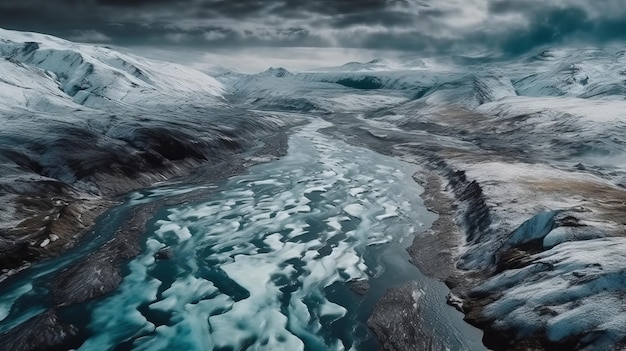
[0,118,486,350]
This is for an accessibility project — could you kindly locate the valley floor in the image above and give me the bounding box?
[2,28,626,350]
[0,116,488,351]
[3,104,626,350]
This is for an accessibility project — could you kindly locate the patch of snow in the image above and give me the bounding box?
[343,203,366,217]
[476,238,626,350]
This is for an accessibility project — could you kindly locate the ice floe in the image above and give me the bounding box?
[77,119,434,350]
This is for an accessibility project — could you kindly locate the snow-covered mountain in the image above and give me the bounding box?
[0,28,224,112]
[2,27,626,351]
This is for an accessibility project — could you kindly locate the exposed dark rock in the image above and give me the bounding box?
[446,292,464,312]
[254,97,324,113]
[0,241,36,272]
[155,247,173,260]
[349,280,370,296]
[1,185,108,273]
[407,172,457,280]
[262,67,292,78]
[495,248,534,272]
[118,127,209,162]
[334,76,384,90]
[0,109,298,283]
[463,292,582,351]
[0,310,79,351]
[53,226,142,306]
[447,170,492,245]
[368,284,443,351]
[554,214,585,227]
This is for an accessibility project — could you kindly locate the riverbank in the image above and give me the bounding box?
[316,99,626,350]
[0,116,489,351]
[54,128,290,305]
[396,147,626,350]
[0,109,299,281]
[0,127,293,350]
[5,99,625,350]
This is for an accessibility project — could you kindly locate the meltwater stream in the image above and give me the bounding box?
[0,118,486,350]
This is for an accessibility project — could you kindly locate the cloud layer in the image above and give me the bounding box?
[1,0,625,57]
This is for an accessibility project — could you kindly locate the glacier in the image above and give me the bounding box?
[1,27,626,351]
[217,47,626,350]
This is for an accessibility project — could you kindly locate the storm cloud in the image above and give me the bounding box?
[1,0,626,57]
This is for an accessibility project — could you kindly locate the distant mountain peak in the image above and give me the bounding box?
[261,67,292,77]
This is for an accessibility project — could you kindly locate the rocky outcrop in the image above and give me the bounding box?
[368,284,435,351]
[0,310,80,351]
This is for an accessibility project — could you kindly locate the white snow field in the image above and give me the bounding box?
[0,28,224,112]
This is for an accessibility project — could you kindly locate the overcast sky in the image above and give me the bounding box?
[1,0,625,72]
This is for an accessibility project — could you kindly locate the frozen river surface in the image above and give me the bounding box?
[0,118,485,350]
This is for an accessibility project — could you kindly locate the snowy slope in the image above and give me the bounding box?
[511,48,626,98]
[309,57,445,72]
[0,28,224,111]
[220,47,626,349]
[223,57,524,114]
[0,56,81,113]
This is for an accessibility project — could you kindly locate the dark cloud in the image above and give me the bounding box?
[484,2,626,56]
[488,0,537,14]
[294,0,391,15]
[0,0,625,57]
[96,0,179,6]
[328,12,416,28]
[499,6,591,55]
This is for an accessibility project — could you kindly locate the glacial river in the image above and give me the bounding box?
[0,118,486,350]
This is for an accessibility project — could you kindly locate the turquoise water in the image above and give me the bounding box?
[0,119,485,350]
